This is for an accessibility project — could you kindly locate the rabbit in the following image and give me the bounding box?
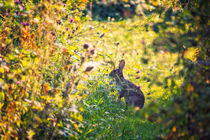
[109,59,145,109]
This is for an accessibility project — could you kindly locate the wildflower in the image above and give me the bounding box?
[85,66,94,72]
[63,3,66,7]
[51,32,55,36]
[83,61,99,72]
[99,33,105,38]
[69,18,74,23]
[136,70,140,73]
[42,83,51,94]
[22,22,27,26]
[83,43,89,49]
[67,60,71,64]
[62,48,69,55]
[67,82,71,87]
[136,76,140,79]
[81,56,85,64]
[90,49,95,55]
[69,66,72,71]
[14,0,20,4]
[38,45,41,48]
[141,39,145,44]
[116,41,120,46]
[20,13,23,16]
[64,65,69,71]
[17,80,21,85]
[21,5,24,10]
[138,85,141,89]
[5,12,9,16]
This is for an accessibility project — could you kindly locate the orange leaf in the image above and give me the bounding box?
[172,126,176,132]
[187,84,194,93]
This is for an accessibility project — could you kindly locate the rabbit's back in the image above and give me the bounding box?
[119,79,144,95]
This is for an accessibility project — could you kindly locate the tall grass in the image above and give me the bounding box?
[76,16,183,139]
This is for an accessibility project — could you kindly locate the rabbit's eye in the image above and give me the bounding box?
[114,70,117,73]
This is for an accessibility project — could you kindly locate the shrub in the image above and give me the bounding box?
[0,0,91,139]
[140,0,210,139]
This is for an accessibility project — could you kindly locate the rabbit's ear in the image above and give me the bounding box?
[119,60,125,71]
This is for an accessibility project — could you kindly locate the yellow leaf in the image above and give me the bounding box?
[151,0,160,6]
[0,102,4,110]
[0,91,4,100]
[74,123,80,132]
[79,107,84,112]
[22,59,28,67]
[0,67,4,73]
[172,126,176,132]
[135,107,141,111]
[29,69,32,75]
[88,129,94,133]
[77,114,83,122]
[17,121,20,127]
[4,83,8,90]
[27,129,35,139]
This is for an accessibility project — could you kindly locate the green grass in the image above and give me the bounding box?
[78,76,160,140]
[75,16,183,139]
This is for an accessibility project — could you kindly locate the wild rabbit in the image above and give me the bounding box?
[109,60,145,109]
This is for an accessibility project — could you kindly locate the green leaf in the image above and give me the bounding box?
[164,8,173,21]
[152,24,159,33]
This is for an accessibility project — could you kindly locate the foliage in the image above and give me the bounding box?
[139,0,210,139]
[0,0,209,139]
[78,75,160,139]
[0,0,90,139]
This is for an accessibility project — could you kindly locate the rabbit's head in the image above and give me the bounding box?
[109,60,125,80]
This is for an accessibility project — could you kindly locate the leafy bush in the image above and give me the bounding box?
[78,75,160,139]
[140,0,210,139]
[0,0,91,139]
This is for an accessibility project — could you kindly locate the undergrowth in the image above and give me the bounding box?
[79,75,160,140]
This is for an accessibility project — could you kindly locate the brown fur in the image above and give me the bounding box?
[109,60,145,108]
